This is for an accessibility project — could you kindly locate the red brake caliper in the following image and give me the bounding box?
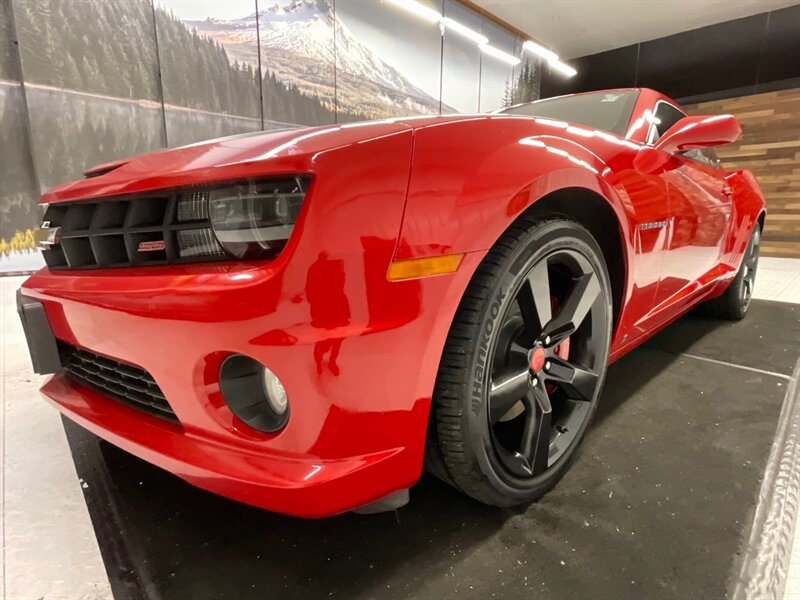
[547,297,570,393]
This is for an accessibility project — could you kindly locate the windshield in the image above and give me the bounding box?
[500,90,639,137]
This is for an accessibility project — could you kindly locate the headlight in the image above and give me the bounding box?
[209,177,309,260]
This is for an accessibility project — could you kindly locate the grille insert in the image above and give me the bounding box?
[60,343,178,422]
[42,192,228,270]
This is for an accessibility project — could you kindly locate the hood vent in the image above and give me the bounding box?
[83,159,129,179]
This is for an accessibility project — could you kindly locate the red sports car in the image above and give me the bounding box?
[18,88,765,517]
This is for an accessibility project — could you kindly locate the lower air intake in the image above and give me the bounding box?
[59,343,178,422]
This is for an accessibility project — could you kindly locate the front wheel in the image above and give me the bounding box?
[427,217,613,506]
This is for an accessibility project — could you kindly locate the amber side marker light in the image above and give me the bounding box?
[387,253,465,281]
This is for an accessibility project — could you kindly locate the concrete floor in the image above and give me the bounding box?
[1,257,798,599]
[1,276,112,599]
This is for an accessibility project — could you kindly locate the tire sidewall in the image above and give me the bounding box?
[728,226,761,318]
[463,220,613,501]
[740,226,761,313]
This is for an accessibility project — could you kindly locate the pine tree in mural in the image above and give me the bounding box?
[502,59,542,108]
[502,79,514,108]
[10,0,341,123]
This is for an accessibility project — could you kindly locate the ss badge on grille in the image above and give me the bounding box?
[38,221,61,250]
[138,240,166,252]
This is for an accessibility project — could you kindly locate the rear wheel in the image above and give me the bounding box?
[427,217,613,506]
[702,226,761,321]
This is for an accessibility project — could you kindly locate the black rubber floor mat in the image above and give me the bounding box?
[62,300,797,600]
[645,300,799,376]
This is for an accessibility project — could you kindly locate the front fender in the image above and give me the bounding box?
[393,123,641,429]
[395,121,635,261]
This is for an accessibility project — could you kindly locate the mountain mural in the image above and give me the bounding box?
[183,0,452,119]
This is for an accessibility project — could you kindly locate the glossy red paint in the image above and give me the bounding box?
[20,88,766,517]
[654,114,742,154]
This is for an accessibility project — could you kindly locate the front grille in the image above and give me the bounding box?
[59,343,178,422]
[42,190,228,270]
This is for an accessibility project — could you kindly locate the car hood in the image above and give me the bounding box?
[40,113,628,204]
[41,115,483,204]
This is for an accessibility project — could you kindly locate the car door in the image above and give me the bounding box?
[661,148,731,298]
[647,101,732,317]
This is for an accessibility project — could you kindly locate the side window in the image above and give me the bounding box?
[647,102,686,145]
[701,147,721,166]
[681,147,722,167]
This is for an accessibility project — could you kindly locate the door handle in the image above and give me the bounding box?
[721,185,733,199]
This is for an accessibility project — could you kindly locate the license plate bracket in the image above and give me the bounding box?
[16,290,62,375]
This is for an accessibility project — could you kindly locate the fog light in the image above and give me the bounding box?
[262,367,288,415]
[219,354,289,432]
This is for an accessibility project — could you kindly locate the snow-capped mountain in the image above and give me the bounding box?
[183,0,450,118]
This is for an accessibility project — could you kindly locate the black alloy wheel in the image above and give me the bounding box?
[427,217,613,507]
[488,248,607,479]
[702,225,761,321]
[740,227,760,312]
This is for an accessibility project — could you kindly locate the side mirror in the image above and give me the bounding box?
[654,114,741,155]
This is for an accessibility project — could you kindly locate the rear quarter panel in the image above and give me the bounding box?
[723,169,767,270]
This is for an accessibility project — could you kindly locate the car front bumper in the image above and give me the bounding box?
[18,254,477,517]
[38,371,409,517]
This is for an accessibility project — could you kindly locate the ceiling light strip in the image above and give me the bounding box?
[548,59,577,77]
[479,43,521,66]
[522,40,559,62]
[386,0,441,23]
[441,16,488,44]
[522,40,577,77]
[387,0,574,75]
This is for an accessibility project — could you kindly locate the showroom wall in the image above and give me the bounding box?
[540,4,800,103]
[0,0,542,269]
[684,89,800,259]
[540,4,800,259]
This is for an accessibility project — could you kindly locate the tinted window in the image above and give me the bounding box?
[682,147,721,167]
[647,101,685,144]
[500,90,639,137]
[703,147,721,165]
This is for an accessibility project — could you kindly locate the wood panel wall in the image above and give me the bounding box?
[684,88,800,259]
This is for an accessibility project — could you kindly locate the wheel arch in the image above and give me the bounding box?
[481,185,628,335]
[422,192,625,497]
[416,175,632,487]
[416,181,630,423]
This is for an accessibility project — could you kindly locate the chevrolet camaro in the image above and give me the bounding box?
[18,88,765,517]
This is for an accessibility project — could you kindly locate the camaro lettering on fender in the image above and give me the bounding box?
[640,219,669,231]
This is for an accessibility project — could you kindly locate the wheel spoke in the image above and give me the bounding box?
[489,367,529,423]
[545,357,598,402]
[486,247,610,482]
[518,259,552,338]
[746,231,760,267]
[509,341,530,360]
[542,272,600,345]
[520,379,552,475]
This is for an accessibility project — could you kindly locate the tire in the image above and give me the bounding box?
[702,225,761,321]
[426,216,613,507]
